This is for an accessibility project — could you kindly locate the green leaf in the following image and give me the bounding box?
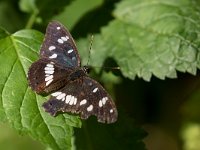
[0,29,81,150]
[78,0,200,81]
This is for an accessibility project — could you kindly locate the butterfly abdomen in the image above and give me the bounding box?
[68,68,86,81]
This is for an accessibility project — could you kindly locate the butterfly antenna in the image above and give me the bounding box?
[94,66,121,70]
[86,35,94,66]
[86,35,120,71]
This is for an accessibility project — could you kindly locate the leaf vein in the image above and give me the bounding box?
[19,87,28,128]
[1,57,18,109]
[14,39,39,55]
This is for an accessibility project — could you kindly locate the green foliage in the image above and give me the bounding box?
[0,29,81,149]
[0,0,200,150]
[82,0,200,81]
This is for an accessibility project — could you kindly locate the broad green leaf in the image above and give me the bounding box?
[78,0,200,81]
[0,28,10,121]
[0,29,81,150]
[113,0,200,81]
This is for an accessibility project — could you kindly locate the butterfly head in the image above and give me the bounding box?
[82,65,91,74]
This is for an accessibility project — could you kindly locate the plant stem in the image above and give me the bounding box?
[25,10,38,29]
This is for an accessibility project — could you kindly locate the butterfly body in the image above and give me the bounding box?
[68,67,87,81]
[28,21,118,123]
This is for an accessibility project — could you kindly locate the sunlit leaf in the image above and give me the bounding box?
[78,0,200,81]
[0,29,81,150]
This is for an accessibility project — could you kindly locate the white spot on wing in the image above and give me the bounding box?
[57,26,60,30]
[49,46,56,51]
[80,99,87,106]
[87,105,93,111]
[58,38,64,43]
[69,96,75,105]
[67,49,73,53]
[45,75,53,81]
[45,70,54,74]
[61,36,68,41]
[66,36,69,40]
[57,93,66,100]
[49,53,57,59]
[45,67,54,71]
[47,64,54,68]
[99,100,103,107]
[52,92,62,96]
[110,109,113,113]
[74,97,77,105]
[102,97,108,105]
[46,79,53,86]
[65,95,71,103]
[92,88,98,93]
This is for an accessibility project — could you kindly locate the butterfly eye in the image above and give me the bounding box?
[83,66,91,74]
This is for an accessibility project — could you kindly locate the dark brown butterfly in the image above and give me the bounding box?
[28,21,118,123]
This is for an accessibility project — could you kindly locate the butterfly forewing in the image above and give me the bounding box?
[40,21,80,67]
[28,59,73,94]
[42,76,118,124]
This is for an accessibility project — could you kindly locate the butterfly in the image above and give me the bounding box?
[28,21,118,123]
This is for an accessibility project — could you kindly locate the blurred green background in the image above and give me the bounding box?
[0,0,200,150]
[0,123,44,150]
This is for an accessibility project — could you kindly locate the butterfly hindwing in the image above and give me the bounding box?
[40,21,80,67]
[42,76,118,124]
[28,59,73,94]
